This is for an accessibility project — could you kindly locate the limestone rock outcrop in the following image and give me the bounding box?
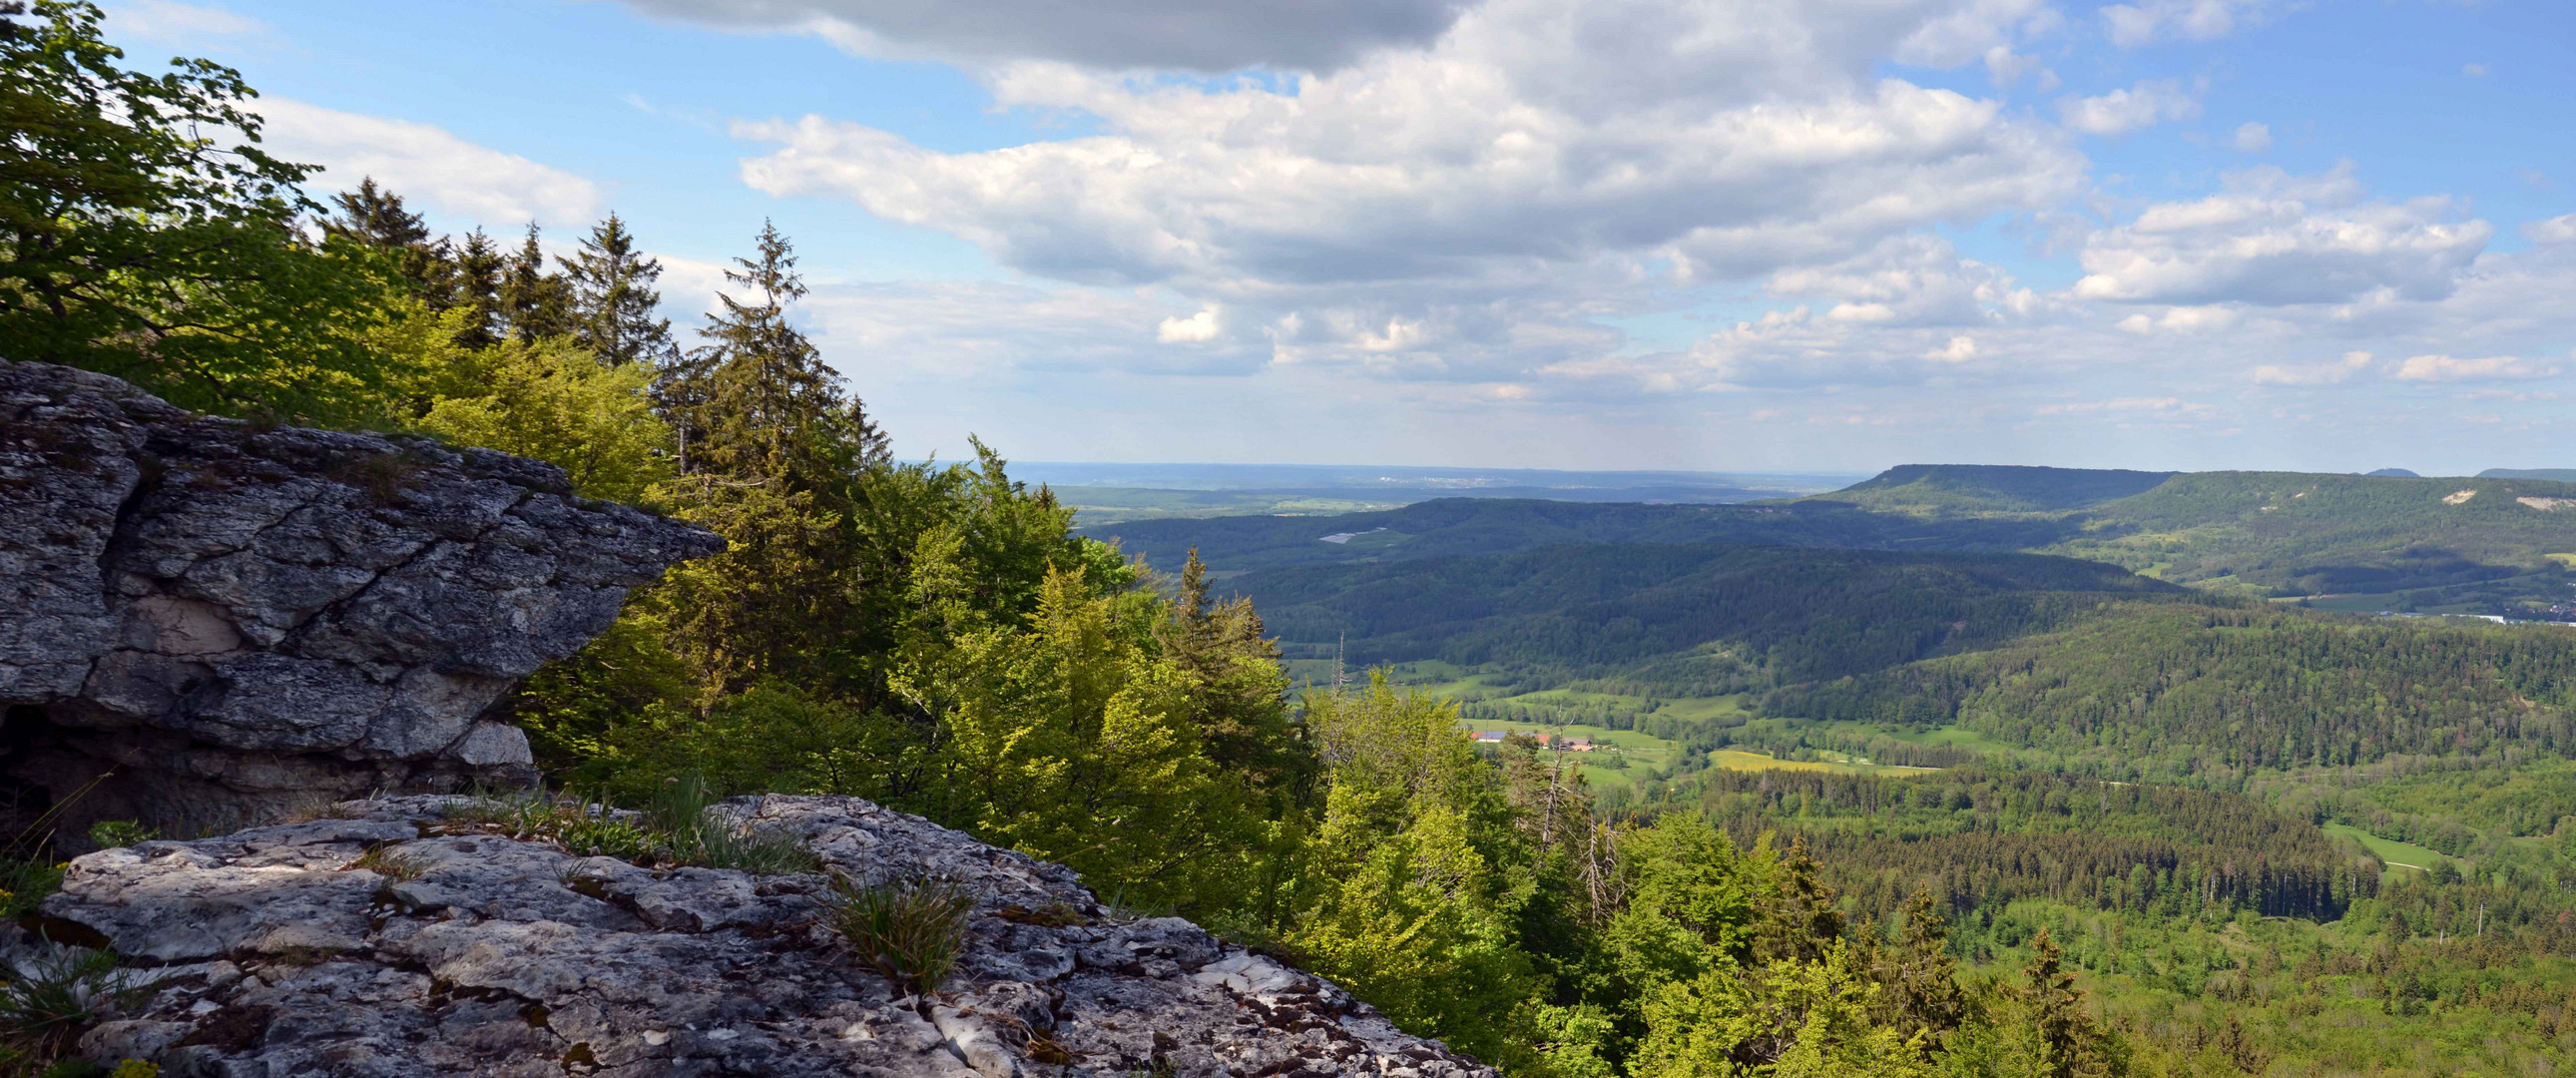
[0,360,722,840]
[42,794,1497,1078]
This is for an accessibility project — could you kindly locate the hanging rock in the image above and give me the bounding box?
[0,360,723,841]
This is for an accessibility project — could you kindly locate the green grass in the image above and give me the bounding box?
[2298,593,2403,612]
[1638,695,1757,723]
[1452,716,1678,791]
[2322,822,2455,883]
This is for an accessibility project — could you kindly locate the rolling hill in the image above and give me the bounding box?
[1090,464,2576,615]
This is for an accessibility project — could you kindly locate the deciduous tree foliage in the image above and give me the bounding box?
[1,0,403,424]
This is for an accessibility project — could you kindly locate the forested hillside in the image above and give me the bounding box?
[1768,605,2576,779]
[1097,464,2576,616]
[1247,543,2186,693]
[1090,496,2090,575]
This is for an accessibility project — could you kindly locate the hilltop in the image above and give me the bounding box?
[1805,463,2178,515]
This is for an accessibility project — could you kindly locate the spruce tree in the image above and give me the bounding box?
[674,219,882,485]
[451,228,505,349]
[499,223,573,342]
[648,220,888,695]
[322,177,454,303]
[2019,927,2120,1078]
[565,212,675,367]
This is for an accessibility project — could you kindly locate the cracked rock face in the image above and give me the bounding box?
[0,361,723,840]
[43,795,1498,1078]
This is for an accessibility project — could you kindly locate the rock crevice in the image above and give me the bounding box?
[0,361,723,839]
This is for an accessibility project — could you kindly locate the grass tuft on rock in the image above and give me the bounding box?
[440,778,815,873]
[826,875,975,996]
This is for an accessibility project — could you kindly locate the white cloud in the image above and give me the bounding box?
[1766,234,2037,326]
[618,0,1464,72]
[2058,79,2202,136]
[735,0,2085,380]
[799,279,1258,380]
[2072,167,2491,305]
[2394,354,2562,382]
[603,0,2576,463]
[2525,214,2576,245]
[103,0,262,41]
[1158,307,1223,343]
[256,99,602,228]
[2252,350,2370,385]
[2101,0,2277,47]
[2463,63,2489,77]
[2033,396,2213,417]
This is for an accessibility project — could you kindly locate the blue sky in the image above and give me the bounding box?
[109,0,2576,475]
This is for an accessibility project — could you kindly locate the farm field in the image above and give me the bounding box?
[2322,821,2458,883]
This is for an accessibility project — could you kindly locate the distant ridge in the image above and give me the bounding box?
[1812,464,2180,514]
[2481,468,2576,482]
[2365,468,2420,477]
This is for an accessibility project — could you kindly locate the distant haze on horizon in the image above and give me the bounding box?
[130,0,2576,474]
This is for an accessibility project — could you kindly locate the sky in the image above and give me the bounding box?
[105,0,2576,475]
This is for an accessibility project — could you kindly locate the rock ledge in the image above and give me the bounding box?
[42,795,1495,1078]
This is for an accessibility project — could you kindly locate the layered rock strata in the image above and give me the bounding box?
[0,360,722,840]
[44,794,1496,1078]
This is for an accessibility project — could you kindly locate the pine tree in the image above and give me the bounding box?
[672,219,881,485]
[1161,549,1307,803]
[322,177,452,303]
[565,212,675,368]
[645,221,893,696]
[1752,833,1845,965]
[1865,888,1965,1043]
[499,223,573,341]
[2019,927,2120,1078]
[451,228,506,349]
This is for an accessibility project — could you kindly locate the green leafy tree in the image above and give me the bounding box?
[898,565,1267,913]
[1632,943,1936,1078]
[510,611,700,779]
[415,334,675,503]
[1286,790,1538,1061]
[1,0,402,423]
[1278,679,1541,1062]
[596,680,890,803]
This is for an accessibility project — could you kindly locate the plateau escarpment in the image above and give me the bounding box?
[43,795,1494,1078]
[0,360,723,842]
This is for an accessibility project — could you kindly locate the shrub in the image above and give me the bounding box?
[826,875,976,996]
